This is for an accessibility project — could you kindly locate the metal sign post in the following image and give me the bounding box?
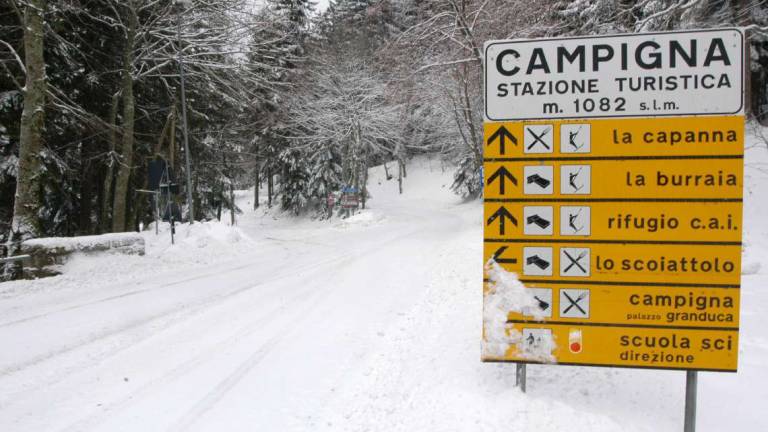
[136,189,161,235]
[684,371,698,432]
[177,4,195,224]
[154,194,159,235]
[143,158,179,245]
[516,363,526,393]
[341,186,360,217]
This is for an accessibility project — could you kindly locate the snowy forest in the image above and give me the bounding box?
[1,0,767,249]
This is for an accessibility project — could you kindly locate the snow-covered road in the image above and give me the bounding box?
[1,156,767,431]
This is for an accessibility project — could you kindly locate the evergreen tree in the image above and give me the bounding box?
[278,148,310,215]
[308,143,343,214]
[246,0,314,211]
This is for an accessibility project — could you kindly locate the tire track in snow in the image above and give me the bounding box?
[0,252,357,410]
[21,221,420,430]
[165,214,460,431]
[60,255,349,432]
[61,220,428,431]
[165,230,442,431]
[0,238,299,328]
[2,199,463,430]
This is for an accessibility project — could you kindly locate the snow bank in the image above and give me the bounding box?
[0,220,258,295]
[20,233,145,278]
[144,219,256,265]
[482,260,556,363]
[334,209,386,229]
[23,232,144,254]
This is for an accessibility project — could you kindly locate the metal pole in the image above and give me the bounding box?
[154,194,159,235]
[177,6,195,224]
[167,187,175,245]
[684,371,697,432]
[516,363,527,393]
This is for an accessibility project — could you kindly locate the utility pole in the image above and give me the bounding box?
[177,2,195,223]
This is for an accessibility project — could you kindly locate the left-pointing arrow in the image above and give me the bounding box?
[492,246,518,264]
[486,206,518,236]
[486,165,518,195]
[486,126,517,155]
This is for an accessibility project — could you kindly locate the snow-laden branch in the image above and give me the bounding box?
[414,57,479,74]
[0,39,27,75]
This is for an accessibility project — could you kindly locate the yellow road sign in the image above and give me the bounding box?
[484,116,744,159]
[483,201,742,242]
[483,158,743,200]
[483,242,741,286]
[482,114,744,371]
[494,283,740,330]
[484,323,738,372]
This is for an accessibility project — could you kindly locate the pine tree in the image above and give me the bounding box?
[247,0,314,212]
[308,143,343,214]
[278,148,310,215]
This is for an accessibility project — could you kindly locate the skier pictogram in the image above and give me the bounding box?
[560,165,591,195]
[568,126,584,151]
[568,167,583,192]
[560,124,591,154]
[560,206,591,236]
[568,208,583,233]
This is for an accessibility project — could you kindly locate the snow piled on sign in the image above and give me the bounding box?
[483,259,556,362]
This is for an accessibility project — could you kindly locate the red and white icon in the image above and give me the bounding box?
[569,329,583,354]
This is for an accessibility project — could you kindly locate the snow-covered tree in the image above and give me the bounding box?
[4,0,47,277]
[278,147,310,214]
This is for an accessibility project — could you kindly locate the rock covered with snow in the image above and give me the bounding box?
[21,232,145,278]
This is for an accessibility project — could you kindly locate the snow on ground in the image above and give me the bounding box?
[0,137,767,431]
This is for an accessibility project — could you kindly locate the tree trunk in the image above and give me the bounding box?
[267,168,273,208]
[127,182,137,232]
[192,165,201,221]
[6,0,46,274]
[253,164,260,210]
[361,161,368,210]
[169,102,177,169]
[154,106,174,156]
[101,91,120,233]
[78,157,94,235]
[341,142,350,187]
[112,2,137,233]
[229,182,235,226]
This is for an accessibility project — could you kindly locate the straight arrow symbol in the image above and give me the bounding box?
[486,126,517,155]
[486,166,517,195]
[486,206,518,236]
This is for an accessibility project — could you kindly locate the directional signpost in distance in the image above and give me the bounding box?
[481,29,745,432]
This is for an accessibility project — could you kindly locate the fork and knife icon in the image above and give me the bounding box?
[526,126,551,151]
[562,291,588,315]
[563,250,587,274]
